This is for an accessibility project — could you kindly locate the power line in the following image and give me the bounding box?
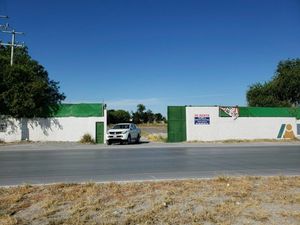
[0,15,9,31]
[1,30,25,65]
[0,15,25,66]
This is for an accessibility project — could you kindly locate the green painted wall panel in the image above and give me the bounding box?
[168,106,186,142]
[52,104,104,117]
[96,122,104,144]
[219,107,300,119]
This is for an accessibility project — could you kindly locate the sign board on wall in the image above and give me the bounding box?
[194,114,210,125]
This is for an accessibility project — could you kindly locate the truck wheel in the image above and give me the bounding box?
[135,134,140,144]
[127,135,131,144]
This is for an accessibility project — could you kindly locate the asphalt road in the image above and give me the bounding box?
[0,144,300,186]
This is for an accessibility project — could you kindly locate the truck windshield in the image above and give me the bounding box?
[113,124,130,129]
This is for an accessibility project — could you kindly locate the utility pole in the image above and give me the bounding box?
[1,29,24,65]
[0,15,25,65]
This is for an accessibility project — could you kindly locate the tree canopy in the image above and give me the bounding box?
[107,109,131,124]
[0,46,65,118]
[107,104,166,124]
[132,104,166,124]
[246,59,300,107]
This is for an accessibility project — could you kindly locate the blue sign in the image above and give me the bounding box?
[194,114,210,125]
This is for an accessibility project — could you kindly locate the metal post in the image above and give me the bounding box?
[2,30,25,65]
[10,30,15,65]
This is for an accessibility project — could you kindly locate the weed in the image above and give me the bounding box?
[1,176,299,225]
[79,134,95,144]
[146,134,167,142]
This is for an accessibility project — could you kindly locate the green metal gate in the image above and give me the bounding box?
[95,122,104,144]
[167,106,186,142]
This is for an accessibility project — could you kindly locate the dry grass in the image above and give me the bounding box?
[146,134,167,143]
[222,138,300,143]
[79,133,95,144]
[0,176,299,225]
[138,123,167,127]
[139,123,167,143]
[187,138,300,144]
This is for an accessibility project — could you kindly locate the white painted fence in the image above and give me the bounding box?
[0,116,106,142]
[186,107,298,141]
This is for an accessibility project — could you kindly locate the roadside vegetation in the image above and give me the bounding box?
[146,134,167,143]
[79,133,95,144]
[0,46,65,119]
[0,176,299,225]
[246,58,300,107]
[108,104,166,125]
[188,138,300,144]
[139,123,167,143]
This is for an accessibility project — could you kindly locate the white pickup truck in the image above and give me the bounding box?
[106,123,141,145]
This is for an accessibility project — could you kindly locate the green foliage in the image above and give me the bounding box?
[132,104,166,124]
[80,133,95,144]
[108,109,131,124]
[107,105,166,125]
[144,109,154,123]
[246,59,300,107]
[155,113,167,123]
[0,46,65,118]
[137,104,146,113]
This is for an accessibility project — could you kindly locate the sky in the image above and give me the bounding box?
[1,0,299,115]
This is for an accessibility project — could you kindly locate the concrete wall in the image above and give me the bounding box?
[0,116,106,142]
[186,107,298,141]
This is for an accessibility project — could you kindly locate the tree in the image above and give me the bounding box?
[144,109,155,123]
[131,104,166,124]
[0,46,65,118]
[154,113,166,123]
[137,104,146,114]
[272,59,300,106]
[246,59,300,107]
[246,82,289,107]
[132,104,146,124]
[107,109,131,124]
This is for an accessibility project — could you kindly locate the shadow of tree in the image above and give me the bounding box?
[29,118,63,136]
[1,116,63,141]
[1,117,19,135]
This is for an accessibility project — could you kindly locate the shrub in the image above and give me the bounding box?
[147,134,167,143]
[80,133,95,144]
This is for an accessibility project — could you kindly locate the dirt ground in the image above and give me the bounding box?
[0,176,299,225]
[138,124,167,134]
[139,124,167,142]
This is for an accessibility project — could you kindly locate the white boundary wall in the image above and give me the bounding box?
[186,107,298,141]
[0,116,106,142]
